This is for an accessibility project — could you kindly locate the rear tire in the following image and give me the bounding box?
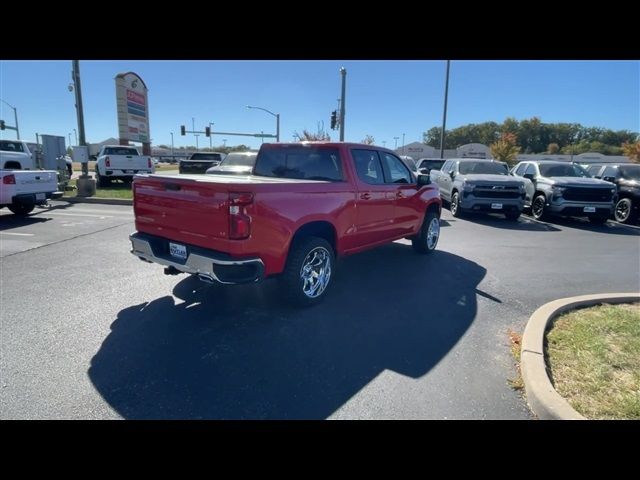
[279,237,335,307]
[8,204,35,216]
[95,170,108,188]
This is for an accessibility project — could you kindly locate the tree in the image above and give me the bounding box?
[622,141,640,162]
[490,133,521,166]
[547,143,560,154]
[361,135,375,145]
[294,122,331,141]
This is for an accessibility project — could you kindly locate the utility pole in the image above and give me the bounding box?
[439,60,451,159]
[402,133,405,155]
[339,67,347,141]
[72,60,88,176]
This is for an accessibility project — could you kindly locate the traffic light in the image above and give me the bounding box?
[180,125,186,136]
[330,111,337,130]
[0,120,5,130]
[205,126,211,137]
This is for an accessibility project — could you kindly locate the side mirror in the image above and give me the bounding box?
[417,174,431,186]
[603,176,615,183]
[449,170,455,180]
[523,173,535,181]
[419,167,429,174]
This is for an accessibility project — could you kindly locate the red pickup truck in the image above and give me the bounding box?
[130,142,442,306]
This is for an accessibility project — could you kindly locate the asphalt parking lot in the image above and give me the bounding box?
[1,201,638,419]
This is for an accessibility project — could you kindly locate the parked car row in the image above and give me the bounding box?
[423,156,635,225]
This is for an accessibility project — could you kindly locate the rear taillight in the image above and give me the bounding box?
[105,156,111,167]
[3,174,16,184]
[148,158,152,168]
[229,192,253,240]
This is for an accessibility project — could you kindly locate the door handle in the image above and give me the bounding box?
[396,192,405,199]
[360,193,371,200]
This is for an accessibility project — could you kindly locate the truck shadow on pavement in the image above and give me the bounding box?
[89,246,486,419]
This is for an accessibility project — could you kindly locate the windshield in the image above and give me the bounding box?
[221,152,257,167]
[539,163,590,178]
[458,161,508,175]
[619,165,640,180]
[0,141,25,153]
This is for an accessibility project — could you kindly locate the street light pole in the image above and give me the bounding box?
[68,133,72,147]
[402,133,405,155]
[246,105,280,142]
[209,122,214,149]
[73,128,78,145]
[394,136,399,149]
[382,141,387,147]
[223,139,227,148]
[170,132,174,157]
[439,60,451,159]
[1,99,21,140]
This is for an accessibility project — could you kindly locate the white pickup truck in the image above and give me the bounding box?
[0,170,62,215]
[95,145,155,187]
[1,139,36,170]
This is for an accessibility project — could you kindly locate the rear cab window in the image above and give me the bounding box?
[104,147,139,155]
[254,146,344,181]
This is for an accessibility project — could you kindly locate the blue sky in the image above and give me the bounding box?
[1,60,638,150]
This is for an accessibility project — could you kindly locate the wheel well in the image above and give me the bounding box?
[426,202,441,218]
[534,190,547,200]
[3,161,22,170]
[291,221,337,253]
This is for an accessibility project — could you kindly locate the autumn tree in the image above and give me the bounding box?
[547,143,560,154]
[361,135,375,145]
[490,133,521,166]
[622,141,640,162]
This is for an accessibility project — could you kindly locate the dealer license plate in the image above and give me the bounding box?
[491,203,503,210]
[169,242,187,260]
[583,206,596,213]
[35,193,45,201]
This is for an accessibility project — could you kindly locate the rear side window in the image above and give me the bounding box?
[0,141,25,153]
[352,149,384,184]
[254,147,343,181]
[104,147,139,155]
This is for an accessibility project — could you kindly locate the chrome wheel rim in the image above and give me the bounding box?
[532,197,544,218]
[300,247,332,298]
[615,199,630,222]
[427,217,440,250]
[451,194,458,214]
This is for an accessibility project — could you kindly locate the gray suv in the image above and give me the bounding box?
[430,158,526,220]
[510,161,616,224]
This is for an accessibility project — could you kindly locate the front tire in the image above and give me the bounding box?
[279,237,335,307]
[614,198,634,224]
[531,194,547,221]
[412,210,440,254]
[8,203,35,216]
[450,191,462,217]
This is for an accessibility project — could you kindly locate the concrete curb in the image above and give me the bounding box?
[521,292,640,420]
[62,197,132,206]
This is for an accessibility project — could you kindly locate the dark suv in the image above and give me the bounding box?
[179,152,225,174]
[591,163,640,224]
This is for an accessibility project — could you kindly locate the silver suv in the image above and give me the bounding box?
[430,158,526,220]
[510,161,616,224]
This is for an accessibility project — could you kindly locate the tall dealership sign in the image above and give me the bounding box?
[115,72,151,155]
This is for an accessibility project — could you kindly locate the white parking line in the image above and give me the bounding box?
[0,231,35,236]
[45,212,114,218]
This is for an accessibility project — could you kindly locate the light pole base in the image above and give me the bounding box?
[76,176,96,197]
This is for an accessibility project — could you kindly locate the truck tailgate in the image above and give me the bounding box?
[133,175,230,248]
[109,155,148,171]
[15,171,58,193]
